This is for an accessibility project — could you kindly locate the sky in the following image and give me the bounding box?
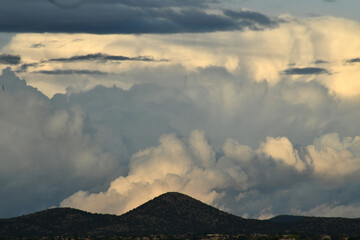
[1,0,360,219]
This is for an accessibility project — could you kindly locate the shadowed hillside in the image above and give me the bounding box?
[115,192,266,234]
[1,192,360,238]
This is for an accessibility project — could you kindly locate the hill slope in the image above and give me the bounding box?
[1,192,360,238]
[0,207,119,237]
[114,192,262,234]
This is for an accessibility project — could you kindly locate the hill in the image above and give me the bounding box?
[1,192,360,238]
[114,192,266,235]
[0,207,119,237]
[270,215,360,236]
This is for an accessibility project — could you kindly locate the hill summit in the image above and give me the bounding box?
[118,192,254,234]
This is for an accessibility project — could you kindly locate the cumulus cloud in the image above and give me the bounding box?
[0,68,118,217]
[2,48,360,218]
[2,14,360,219]
[5,16,360,97]
[61,130,360,218]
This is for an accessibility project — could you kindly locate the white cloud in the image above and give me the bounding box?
[61,130,225,214]
[307,133,360,180]
[258,136,306,171]
[62,130,360,218]
[3,16,360,98]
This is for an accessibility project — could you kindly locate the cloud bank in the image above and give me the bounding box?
[62,130,360,219]
[1,14,360,219]
[0,68,118,217]
[4,16,360,98]
[0,0,279,34]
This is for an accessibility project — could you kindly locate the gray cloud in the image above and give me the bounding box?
[15,52,165,74]
[323,0,336,3]
[3,64,360,219]
[313,59,328,64]
[14,53,166,74]
[223,9,278,27]
[48,0,85,9]
[0,54,21,65]
[346,58,360,63]
[19,62,40,71]
[48,53,160,63]
[35,69,108,75]
[30,43,45,48]
[0,68,118,217]
[0,0,277,33]
[48,0,214,9]
[282,67,330,75]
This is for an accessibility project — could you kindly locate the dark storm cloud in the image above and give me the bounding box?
[346,58,360,63]
[0,54,21,65]
[35,69,108,75]
[48,0,85,9]
[282,67,330,75]
[95,0,215,8]
[48,53,160,63]
[0,0,277,33]
[223,9,277,26]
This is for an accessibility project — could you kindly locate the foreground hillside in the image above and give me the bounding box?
[1,192,360,239]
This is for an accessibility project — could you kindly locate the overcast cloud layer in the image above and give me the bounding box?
[0,0,279,34]
[1,11,360,219]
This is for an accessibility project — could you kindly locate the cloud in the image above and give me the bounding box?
[0,68,118,217]
[0,54,21,65]
[13,53,164,74]
[292,203,360,218]
[48,53,160,63]
[48,0,85,9]
[18,62,40,71]
[2,49,360,218]
[30,43,45,48]
[61,130,360,218]
[223,9,279,27]
[313,60,328,64]
[0,0,277,33]
[2,15,360,219]
[323,0,336,3]
[282,67,330,75]
[48,0,214,9]
[6,16,360,98]
[346,57,360,63]
[35,69,108,75]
